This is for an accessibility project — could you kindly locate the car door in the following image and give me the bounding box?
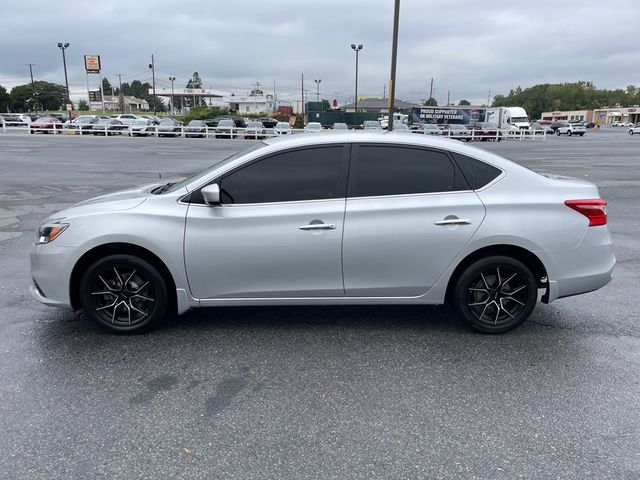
[184,144,349,300]
[342,143,486,297]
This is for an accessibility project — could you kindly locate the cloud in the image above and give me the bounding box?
[1,0,638,105]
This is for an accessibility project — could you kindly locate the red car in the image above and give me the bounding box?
[29,117,63,134]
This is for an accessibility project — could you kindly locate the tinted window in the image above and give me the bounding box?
[219,146,345,204]
[451,153,502,190]
[351,145,467,197]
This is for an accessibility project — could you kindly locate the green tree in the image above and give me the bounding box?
[102,78,113,96]
[423,97,438,106]
[78,99,89,111]
[0,84,9,112]
[10,81,66,112]
[458,99,471,105]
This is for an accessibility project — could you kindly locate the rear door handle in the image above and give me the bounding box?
[299,223,336,230]
[434,218,471,226]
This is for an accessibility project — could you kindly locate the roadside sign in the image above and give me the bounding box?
[84,55,101,73]
[66,104,72,111]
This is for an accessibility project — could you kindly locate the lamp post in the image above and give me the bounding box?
[57,42,70,117]
[350,44,363,121]
[314,79,321,102]
[169,76,176,116]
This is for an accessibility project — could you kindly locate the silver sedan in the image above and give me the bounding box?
[30,133,614,334]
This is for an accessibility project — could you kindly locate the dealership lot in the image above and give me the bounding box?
[0,130,638,479]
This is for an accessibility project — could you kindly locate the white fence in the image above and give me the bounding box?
[0,123,548,141]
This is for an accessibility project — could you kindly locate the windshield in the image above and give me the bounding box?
[307,123,321,129]
[133,119,147,125]
[276,122,290,128]
[188,120,203,126]
[511,117,529,123]
[218,120,234,126]
[247,122,262,128]
[164,142,267,194]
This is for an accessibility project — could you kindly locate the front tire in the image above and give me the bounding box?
[555,129,561,136]
[79,254,169,334]
[451,255,537,333]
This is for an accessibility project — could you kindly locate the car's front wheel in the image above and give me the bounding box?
[451,255,537,333]
[555,129,561,136]
[80,254,169,334]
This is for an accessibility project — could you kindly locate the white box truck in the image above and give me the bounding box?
[486,107,530,130]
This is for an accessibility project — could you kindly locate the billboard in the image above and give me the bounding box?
[84,55,101,73]
[411,107,485,125]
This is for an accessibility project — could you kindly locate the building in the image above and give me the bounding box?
[227,89,274,114]
[540,110,593,122]
[592,106,640,125]
[101,95,149,111]
[342,97,416,113]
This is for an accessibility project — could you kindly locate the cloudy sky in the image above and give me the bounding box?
[1,0,639,105]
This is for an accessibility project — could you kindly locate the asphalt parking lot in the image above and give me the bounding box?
[1,129,639,479]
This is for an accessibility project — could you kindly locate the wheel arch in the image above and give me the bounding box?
[69,242,177,312]
[445,244,548,304]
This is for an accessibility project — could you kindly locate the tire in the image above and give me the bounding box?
[555,129,561,136]
[579,133,584,136]
[451,255,537,333]
[79,254,170,334]
[630,130,634,136]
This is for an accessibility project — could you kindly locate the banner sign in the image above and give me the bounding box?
[84,55,101,73]
[411,107,485,125]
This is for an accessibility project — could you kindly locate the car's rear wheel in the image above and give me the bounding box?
[630,130,634,136]
[555,129,561,136]
[80,254,169,334]
[568,130,573,136]
[452,255,537,333]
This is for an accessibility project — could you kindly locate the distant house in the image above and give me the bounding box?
[342,97,416,113]
[101,95,150,111]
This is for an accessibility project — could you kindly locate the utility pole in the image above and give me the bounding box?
[314,79,321,102]
[429,77,433,101]
[149,54,156,114]
[447,90,450,106]
[383,83,386,99]
[487,89,491,107]
[273,80,276,113]
[301,73,304,124]
[169,76,176,116]
[26,64,36,111]
[387,0,400,132]
[117,74,124,113]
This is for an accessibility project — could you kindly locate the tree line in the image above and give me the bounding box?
[0,71,207,112]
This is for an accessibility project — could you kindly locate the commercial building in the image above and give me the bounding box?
[592,107,640,125]
[102,95,149,111]
[540,110,593,122]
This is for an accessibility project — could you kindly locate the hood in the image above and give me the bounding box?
[45,183,161,222]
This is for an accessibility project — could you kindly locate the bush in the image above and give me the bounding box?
[178,106,229,123]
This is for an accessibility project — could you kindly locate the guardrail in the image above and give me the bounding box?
[0,123,547,141]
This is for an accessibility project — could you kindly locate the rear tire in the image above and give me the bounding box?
[79,254,170,334]
[555,129,561,136]
[451,255,537,333]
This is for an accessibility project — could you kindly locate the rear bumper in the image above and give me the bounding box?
[543,226,615,302]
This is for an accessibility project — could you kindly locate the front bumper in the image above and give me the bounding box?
[30,242,77,309]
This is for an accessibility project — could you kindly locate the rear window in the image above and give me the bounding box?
[451,153,502,190]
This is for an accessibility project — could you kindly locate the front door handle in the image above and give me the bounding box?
[434,218,471,226]
[299,223,336,230]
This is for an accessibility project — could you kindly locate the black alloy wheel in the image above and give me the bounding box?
[452,255,537,333]
[80,254,169,334]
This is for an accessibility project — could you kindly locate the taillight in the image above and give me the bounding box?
[564,199,607,226]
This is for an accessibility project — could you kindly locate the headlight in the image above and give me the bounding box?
[36,223,69,244]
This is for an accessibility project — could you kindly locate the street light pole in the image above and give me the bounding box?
[149,55,157,114]
[387,0,400,132]
[26,63,36,111]
[57,43,70,119]
[169,77,176,116]
[314,79,321,102]
[350,44,363,121]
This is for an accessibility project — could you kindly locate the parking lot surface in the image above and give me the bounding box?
[1,129,639,479]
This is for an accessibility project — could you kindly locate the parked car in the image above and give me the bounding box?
[554,121,586,136]
[273,122,293,135]
[140,115,161,125]
[91,118,129,135]
[66,115,98,131]
[332,123,349,130]
[613,121,633,127]
[304,122,323,133]
[415,123,442,135]
[471,122,501,141]
[129,118,156,137]
[205,116,232,128]
[113,114,141,126]
[0,113,27,126]
[537,120,552,126]
[157,119,183,137]
[362,120,382,130]
[214,119,236,138]
[244,121,267,139]
[185,120,208,138]
[29,117,63,134]
[30,133,614,335]
[530,122,554,135]
[259,117,278,128]
[231,117,247,128]
[629,125,640,135]
[443,124,472,141]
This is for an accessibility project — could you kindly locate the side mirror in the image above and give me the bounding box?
[201,184,221,206]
